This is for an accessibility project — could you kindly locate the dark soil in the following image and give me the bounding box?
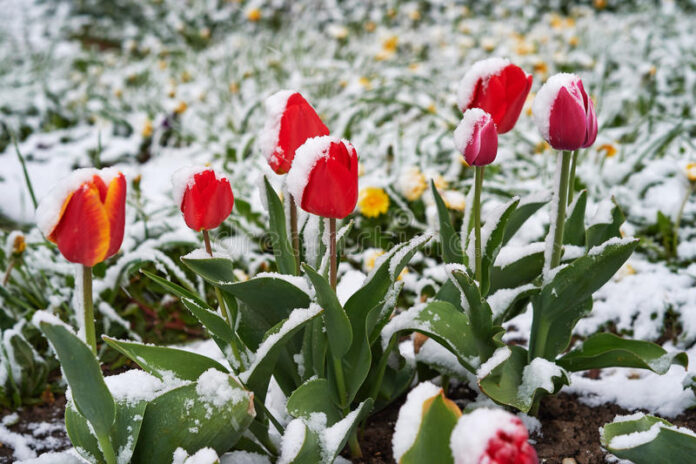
[3,389,696,463]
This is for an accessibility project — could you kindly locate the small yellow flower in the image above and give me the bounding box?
[686,162,696,182]
[157,59,167,70]
[199,27,211,40]
[649,66,657,77]
[432,174,448,191]
[364,249,407,280]
[358,162,366,177]
[442,190,466,211]
[11,234,26,256]
[568,35,579,47]
[114,88,123,98]
[535,141,551,154]
[533,60,548,78]
[398,166,427,201]
[514,35,536,55]
[383,35,399,53]
[594,0,607,10]
[615,263,636,281]
[408,9,421,21]
[365,21,376,33]
[550,14,575,30]
[229,81,239,93]
[233,269,249,282]
[174,101,188,115]
[181,70,192,83]
[142,118,153,137]
[408,63,420,71]
[246,8,261,22]
[598,143,618,158]
[359,76,372,90]
[358,187,390,218]
[339,80,348,88]
[481,37,497,52]
[525,92,535,116]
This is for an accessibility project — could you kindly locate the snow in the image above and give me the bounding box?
[35,167,121,237]
[453,108,489,154]
[17,450,86,464]
[392,381,443,462]
[171,166,228,208]
[487,284,536,318]
[532,73,580,140]
[258,90,295,167]
[477,346,511,379]
[456,57,510,110]
[220,451,271,464]
[608,423,662,450]
[253,272,312,296]
[31,310,76,335]
[518,358,564,402]
[286,136,354,203]
[336,270,365,305]
[495,242,545,268]
[104,369,188,407]
[381,303,430,350]
[172,447,219,464]
[322,403,365,460]
[450,408,524,464]
[278,419,306,464]
[195,368,248,408]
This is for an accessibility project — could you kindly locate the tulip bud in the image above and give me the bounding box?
[172,166,234,231]
[260,90,330,174]
[286,136,358,219]
[36,168,126,267]
[532,73,598,151]
[450,408,538,464]
[454,108,499,166]
[457,58,533,134]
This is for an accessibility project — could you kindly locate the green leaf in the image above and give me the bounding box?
[502,193,550,245]
[557,333,688,373]
[477,346,568,413]
[287,377,342,426]
[586,198,625,250]
[431,181,463,264]
[489,284,540,325]
[323,400,374,462]
[600,414,696,464]
[131,374,255,463]
[479,198,520,296]
[488,244,545,294]
[279,419,323,463]
[400,392,461,464]
[382,301,480,372]
[529,238,638,360]
[103,337,228,381]
[38,321,115,440]
[2,329,48,398]
[263,176,297,275]
[303,264,352,358]
[563,190,587,246]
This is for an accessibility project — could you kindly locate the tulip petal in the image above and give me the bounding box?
[103,173,126,259]
[548,86,588,151]
[181,169,234,231]
[497,70,533,134]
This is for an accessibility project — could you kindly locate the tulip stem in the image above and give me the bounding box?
[549,151,572,269]
[329,218,337,290]
[82,265,97,355]
[473,166,485,283]
[673,182,694,259]
[567,149,579,205]
[290,197,301,276]
[96,432,117,464]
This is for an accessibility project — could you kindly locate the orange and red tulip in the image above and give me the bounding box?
[172,166,234,231]
[36,168,126,267]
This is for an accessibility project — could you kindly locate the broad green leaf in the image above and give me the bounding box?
[586,198,625,250]
[38,322,115,440]
[563,190,587,246]
[502,193,550,245]
[400,392,461,464]
[557,333,688,373]
[600,414,696,464]
[3,329,48,398]
[263,176,297,275]
[431,181,464,264]
[303,264,352,358]
[103,337,228,381]
[529,238,638,360]
[382,301,480,372]
[488,284,540,325]
[279,419,323,463]
[477,346,568,413]
[479,197,520,296]
[488,244,544,294]
[131,374,255,463]
[287,377,342,426]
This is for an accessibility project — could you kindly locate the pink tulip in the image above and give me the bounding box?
[454,108,499,166]
[532,73,597,151]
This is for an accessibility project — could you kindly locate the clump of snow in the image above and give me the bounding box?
[172,447,220,464]
[336,269,365,305]
[195,368,247,408]
[477,346,511,379]
[322,403,366,460]
[456,57,510,110]
[278,419,306,464]
[495,242,545,268]
[171,166,228,208]
[608,423,662,450]
[31,310,76,335]
[518,358,564,402]
[253,272,312,296]
[487,284,536,318]
[381,302,429,350]
[258,90,295,166]
[532,73,580,140]
[453,108,489,154]
[220,451,271,464]
[105,370,188,407]
[35,167,121,236]
[392,381,442,461]
[450,408,525,464]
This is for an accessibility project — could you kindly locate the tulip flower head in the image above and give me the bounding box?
[36,168,126,267]
[172,166,234,231]
[457,58,533,134]
[532,73,598,151]
[286,136,358,219]
[260,90,330,174]
[450,408,538,464]
[454,108,499,166]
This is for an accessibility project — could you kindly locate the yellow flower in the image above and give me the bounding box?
[432,174,448,191]
[535,141,551,154]
[246,8,261,21]
[594,0,607,10]
[365,21,376,33]
[142,118,153,137]
[533,60,548,78]
[408,9,421,21]
[514,35,536,55]
[442,190,466,211]
[398,166,427,201]
[550,14,575,30]
[598,143,618,158]
[427,103,437,114]
[686,162,696,182]
[174,101,188,115]
[358,162,366,177]
[229,81,239,93]
[233,269,249,282]
[408,63,420,71]
[358,187,390,218]
[181,70,192,83]
[481,37,497,52]
[157,59,167,70]
[364,249,407,280]
[525,92,535,116]
[383,35,399,53]
[11,234,26,256]
[568,35,579,47]
[199,27,211,40]
[359,76,372,89]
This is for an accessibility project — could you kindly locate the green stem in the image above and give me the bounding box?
[369,336,398,401]
[96,432,117,464]
[82,265,97,355]
[348,431,363,459]
[673,183,694,259]
[473,166,484,283]
[549,151,572,269]
[13,135,38,210]
[567,149,579,205]
[329,218,337,290]
[332,355,347,409]
[290,196,301,276]
[2,258,15,286]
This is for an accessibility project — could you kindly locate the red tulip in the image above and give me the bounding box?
[451,408,538,464]
[36,168,126,267]
[454,108,499,166]
[172,167,234,231]
[457,58,533,134]
[532,73,598,151]
[286,136,358,219]
[260,90,330,174]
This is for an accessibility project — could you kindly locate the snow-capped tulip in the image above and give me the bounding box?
[260,90,330,174]
[532,73,598,151]
[450,408,538,464]
[36,168,126,267]
[454,108,499,166]
[286,136,358,219]
[457,58,533,134]
[172,167,234,231]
